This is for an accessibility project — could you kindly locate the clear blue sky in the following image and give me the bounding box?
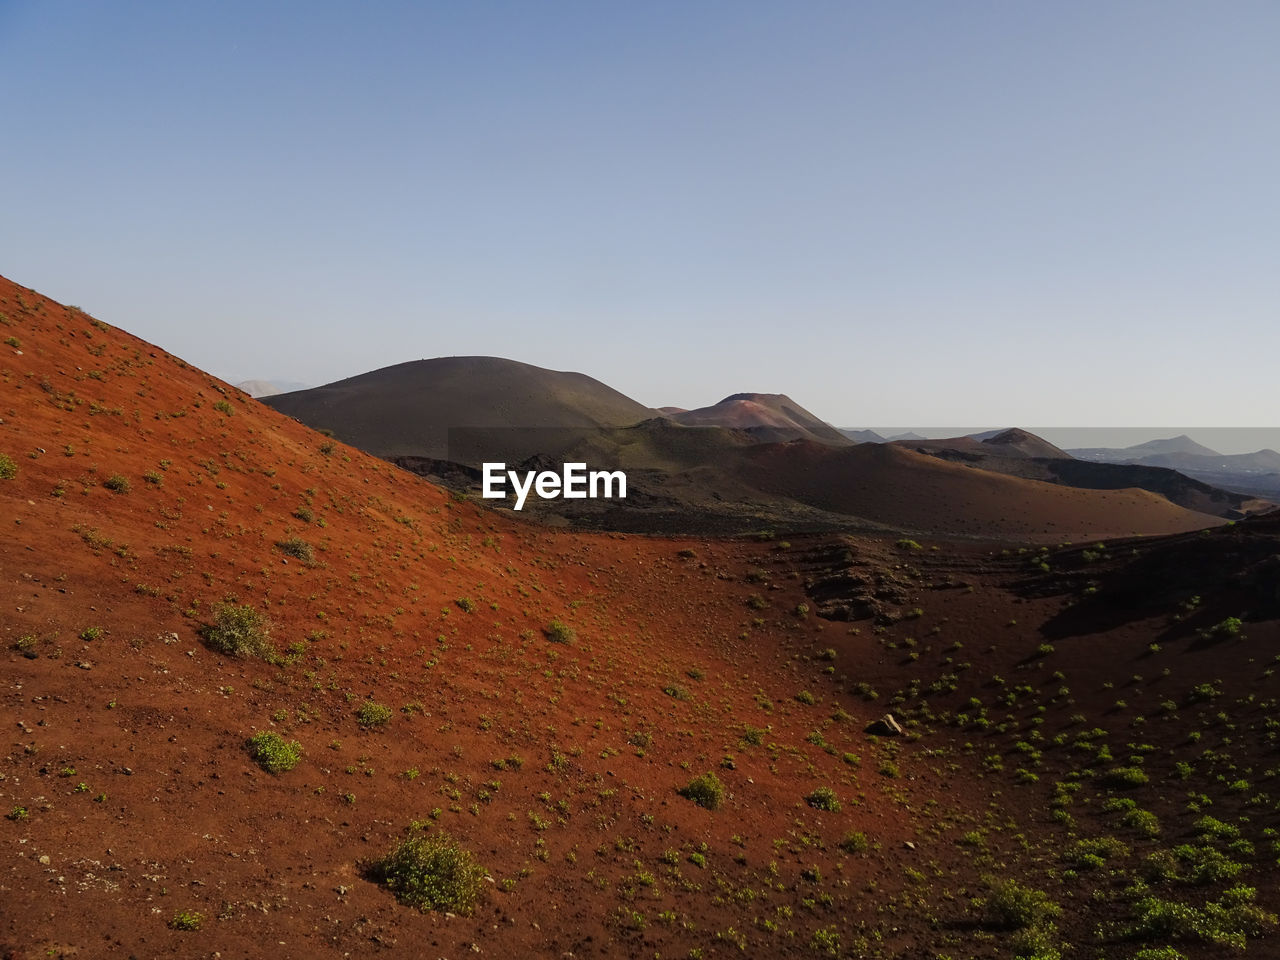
[3,1,1277,427]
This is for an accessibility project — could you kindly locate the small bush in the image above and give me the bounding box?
[204,603,273,659]
[246,731,302,774]
[1009,924,1062,959]
[1210,617,1243,637]
[371,830,487,915]
[544,620,574,644]
[805,786,841,812]
[455,597,475,613]
[0,454,16,480]
[168,909,204,931]
[811,926,841,955]
[1068,836,1129,872]
[896,539,923,550]
[678,772,725,810]
[357,701,394,727]
[839,831,869,854]
[276,537,314,563]
[795,690,816,705]
[1104,766,1149,789]
[983,877,1061,930]
[1126,886,1276,948]
[1124,809,1162,838]
[103,474,131,493]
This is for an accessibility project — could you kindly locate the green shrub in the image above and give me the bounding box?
[246,731,302,774]
[103,474,131,493]
[805,786,841,812]
[678,772,725,810]
[839,831,869,854]
[276,537,314,563]
[896,538,923,550]
[204,603,273,659]
[1123,809,1162,838]
[1173,844,1246,885]
[1210,617,1243,637]
[357,701,394,727]
[455,597,475,613]
[1104,766,1149,789]
[1068,836,1129,871]
[0,454,16,480]
[795,690,816,705]
[544,620,574,644]
[810,926,841,955]
[983,877,1061,930]
[371,830,487,914]
[168,909,204,931]
[1125,886,1276,948]
[1009,924,1062,959]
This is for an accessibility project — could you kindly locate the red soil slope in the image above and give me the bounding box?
[0,278,967,957]
[3,276,1278,960]
[737,440,1225,539]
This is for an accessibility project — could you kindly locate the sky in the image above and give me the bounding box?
[2,1,1277,431]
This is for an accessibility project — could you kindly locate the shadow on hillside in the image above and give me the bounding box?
[1015,520,1280,642]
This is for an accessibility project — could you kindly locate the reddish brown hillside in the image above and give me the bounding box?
[0,278,969,957]
[737,441,1225,540]
[3,276,1279,960]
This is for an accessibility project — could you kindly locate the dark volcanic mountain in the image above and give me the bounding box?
[903,428,1069,460]
[1070,434,1221,460]
[667,392,852,445]
[839,428,887,443]
[262,356,657,463]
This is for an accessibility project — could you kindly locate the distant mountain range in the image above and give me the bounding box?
[1066,435,1280,499]
[256,356,1275,534]
[894,431,1271,520]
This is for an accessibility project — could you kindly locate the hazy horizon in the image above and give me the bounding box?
[4,2,1278,426]
[851,428,1280,457]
